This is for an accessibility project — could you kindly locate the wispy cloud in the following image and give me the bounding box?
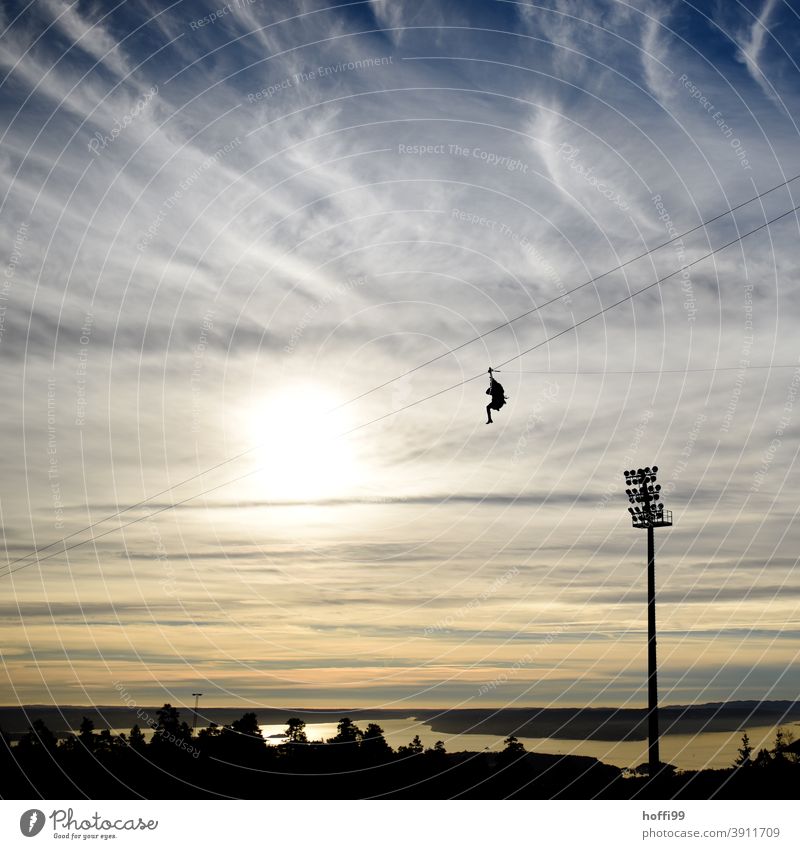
[0,0,798,708]
[733,0,783,110]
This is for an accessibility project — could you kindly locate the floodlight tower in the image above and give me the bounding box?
[623,466,672,776]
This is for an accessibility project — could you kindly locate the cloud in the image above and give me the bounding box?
[732,0,784,111]
[0,0,798,708]
[40,0,131,79]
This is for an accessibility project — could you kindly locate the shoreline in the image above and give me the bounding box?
[2,700,798,743]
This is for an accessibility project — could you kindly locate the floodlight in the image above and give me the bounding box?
[619,462,673,777]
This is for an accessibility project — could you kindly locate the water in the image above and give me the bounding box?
[108,719,795,771]
[259,719,792,771]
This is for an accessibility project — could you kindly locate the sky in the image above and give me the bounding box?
[0,0,799,714]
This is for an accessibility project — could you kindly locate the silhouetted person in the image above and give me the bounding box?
[485,368,507,423]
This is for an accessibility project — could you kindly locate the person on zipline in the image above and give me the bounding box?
[485,368,507,424]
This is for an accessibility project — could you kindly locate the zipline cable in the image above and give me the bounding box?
[3,198,798,578]
[501,364,798,375]
[334,202,800,438]
[6,175,797,571]
[328,172,800,412]
[0,467,267,579]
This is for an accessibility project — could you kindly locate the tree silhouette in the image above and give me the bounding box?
[97,728,121,753]
[78,716,96,752]
[328,717,361,745]
[361,723,392,761]
[398,734,424,757]
[228,712,263,739]
[503,735,525,755]
[734,732,753,768]
[195,721,222,758]
[753,748,773,768]
[285,717,308,745]
[221,712,264,764]
[425,739,447,765]
[4,709,799,800]
[16,719,57,754]
[497,734,527,768]
[150,704,191,750]
[198,722,220,740]
[128,724,147,751]
[771,727,794,763]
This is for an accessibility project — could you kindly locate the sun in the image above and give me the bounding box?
[245,385,362,502]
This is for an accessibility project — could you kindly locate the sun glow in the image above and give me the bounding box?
[245,385,363,502]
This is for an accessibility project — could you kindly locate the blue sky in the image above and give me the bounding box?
[0,0,799,712]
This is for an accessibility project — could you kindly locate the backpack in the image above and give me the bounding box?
[486,378,507,410]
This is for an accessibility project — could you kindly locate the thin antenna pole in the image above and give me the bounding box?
[191,693,202,733]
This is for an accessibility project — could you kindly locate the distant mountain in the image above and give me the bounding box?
[417,701,800,741]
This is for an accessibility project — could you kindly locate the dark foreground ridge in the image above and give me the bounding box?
[1,706,798,799]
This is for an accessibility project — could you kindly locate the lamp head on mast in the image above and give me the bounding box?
[623,466,672,528]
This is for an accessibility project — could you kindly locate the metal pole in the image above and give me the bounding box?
[623,466,670,777]
[192,693,202,732]
[647,525,659,774]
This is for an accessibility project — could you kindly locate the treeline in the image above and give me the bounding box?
[0,707,797,799]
